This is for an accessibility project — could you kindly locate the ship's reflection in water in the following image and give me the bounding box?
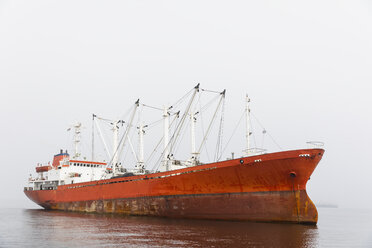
[22,209,318,248]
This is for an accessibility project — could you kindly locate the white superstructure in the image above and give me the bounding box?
[27,150,108,191]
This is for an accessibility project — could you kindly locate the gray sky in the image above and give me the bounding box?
[0,0,371,209]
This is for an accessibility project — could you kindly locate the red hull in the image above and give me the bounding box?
[25,148,324,224]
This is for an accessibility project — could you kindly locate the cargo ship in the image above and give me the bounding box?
[24,85,324,224]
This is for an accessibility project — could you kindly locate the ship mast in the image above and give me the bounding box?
[92,114,95,161]
[112,120,119,167]
[163,106,170,171]
[73,122,82,158]
[190,111,199,165]
[137,123,145,173]
[245,94,251,156]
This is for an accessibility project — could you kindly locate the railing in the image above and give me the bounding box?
[306,141,324,148]
[243,148,267,156]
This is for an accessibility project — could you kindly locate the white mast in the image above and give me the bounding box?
[190,111,199,164]
[137,123,145,172]
[92,114,95,161]
[191,111,196,157]
[73,123,82,158]
[112,120,119,167]
[245,94,251,156]
[163,106,170,171]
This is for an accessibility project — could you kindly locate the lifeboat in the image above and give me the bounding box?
[35,166,52,173]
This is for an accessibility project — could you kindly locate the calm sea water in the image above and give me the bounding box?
[0,207,371,248]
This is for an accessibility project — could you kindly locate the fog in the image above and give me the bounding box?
[0,0,371,209]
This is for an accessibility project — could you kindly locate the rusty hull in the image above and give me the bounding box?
[49,190,317,224]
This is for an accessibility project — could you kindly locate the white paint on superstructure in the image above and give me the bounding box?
[28,159,107,190]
